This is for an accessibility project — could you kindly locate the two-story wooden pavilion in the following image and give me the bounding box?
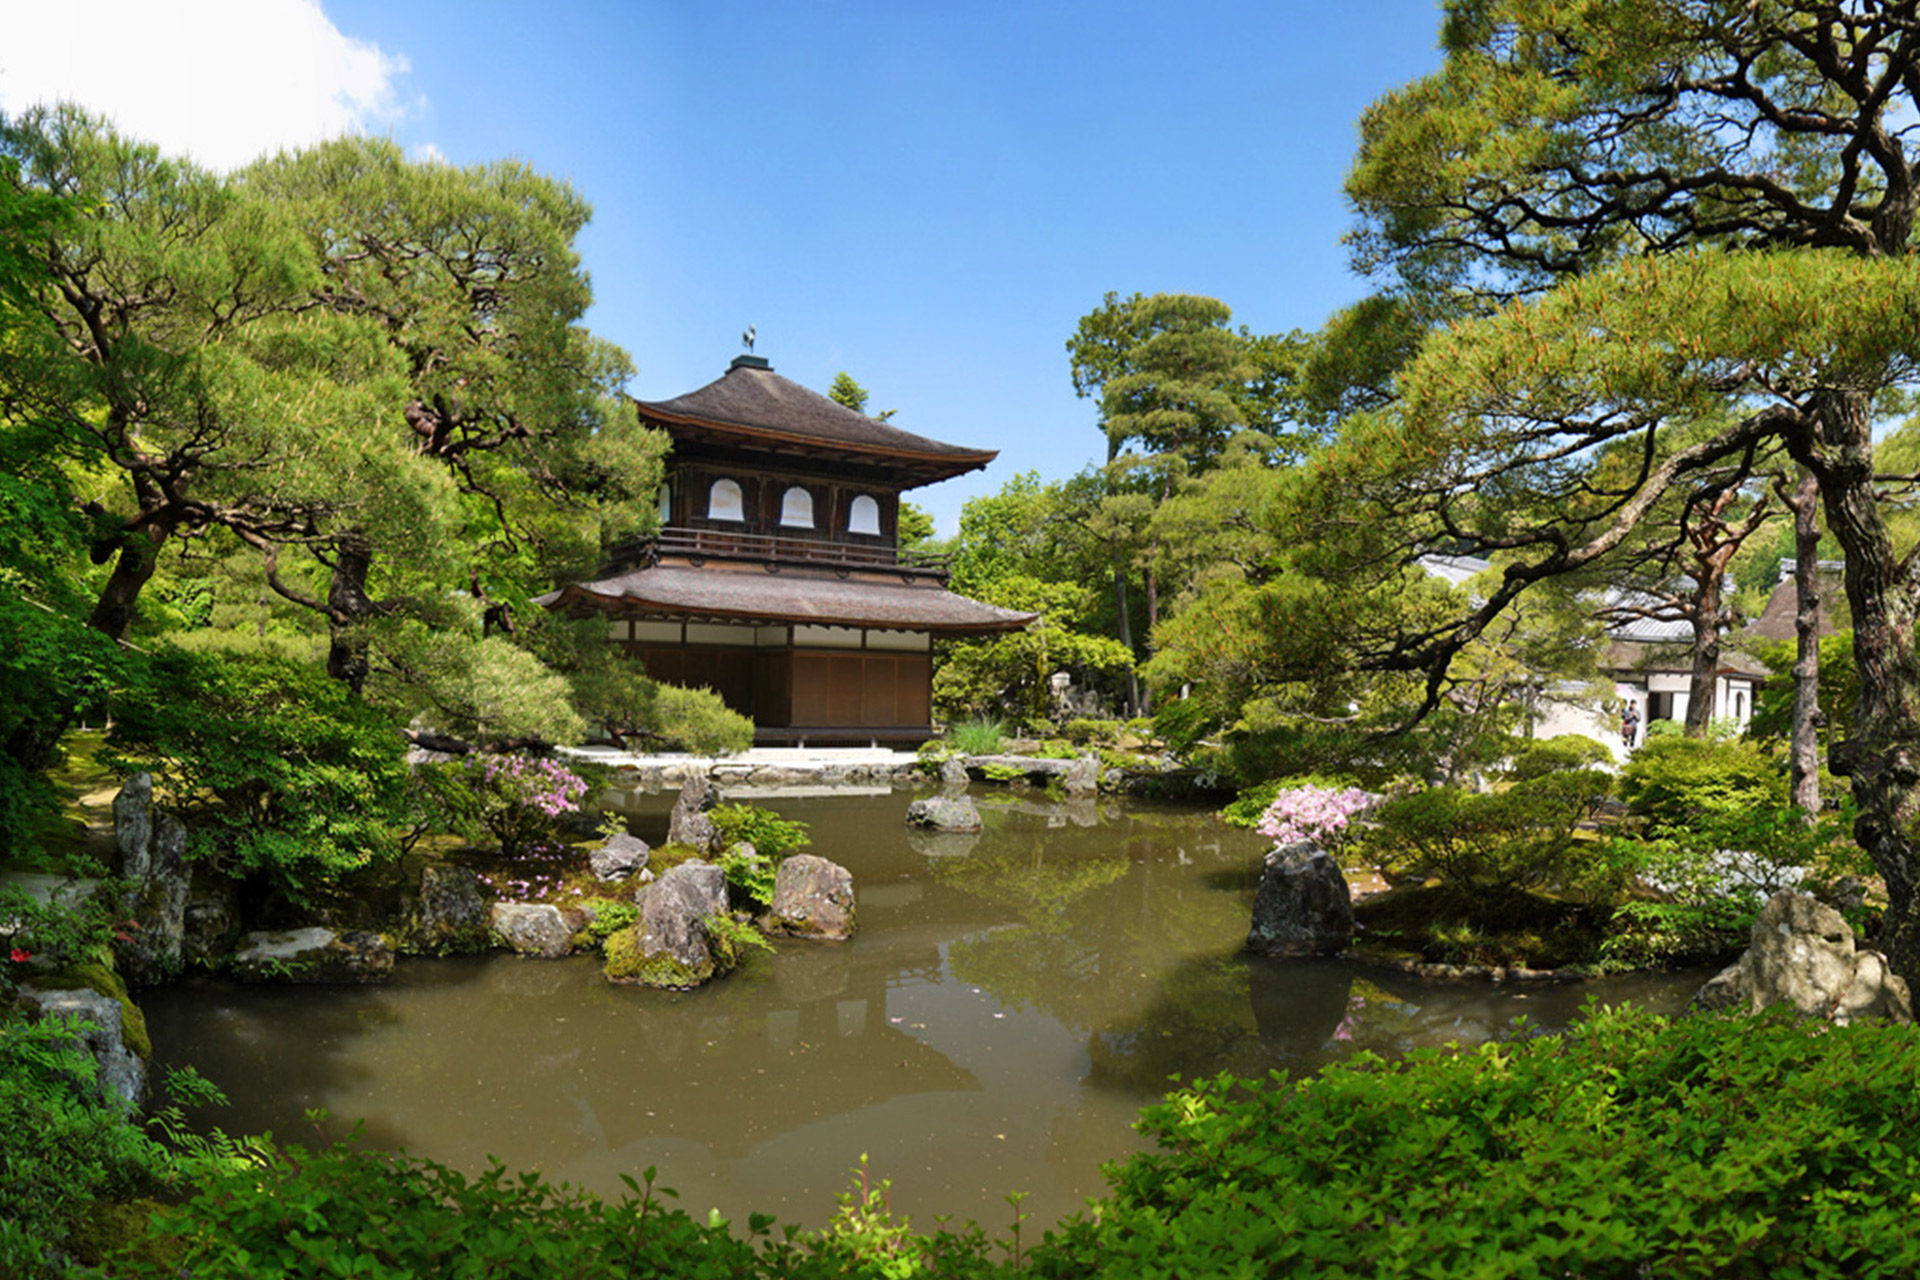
[540,354,1034,746]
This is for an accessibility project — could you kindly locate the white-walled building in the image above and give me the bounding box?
[1423,556,1768,761]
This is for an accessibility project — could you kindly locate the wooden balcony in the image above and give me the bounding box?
[613,526,953,580]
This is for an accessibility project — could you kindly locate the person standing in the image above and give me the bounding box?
[1621,700,1640,750]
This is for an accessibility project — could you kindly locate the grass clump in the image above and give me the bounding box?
[946,718,1007,756]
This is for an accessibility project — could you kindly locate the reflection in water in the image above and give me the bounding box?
[144,790,1708,1232]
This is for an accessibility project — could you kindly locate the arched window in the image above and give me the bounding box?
[780,486,814,528]
[848,494,881,536]
[707,478,744,522]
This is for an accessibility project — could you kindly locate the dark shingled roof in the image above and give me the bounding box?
[634,357,996,485]
[1603,640,1772,679]
[541,562,1036,634]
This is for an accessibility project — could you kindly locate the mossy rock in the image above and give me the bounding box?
[34,960,151,1059]
[67,1197,171,1271]
[601,923,714,988]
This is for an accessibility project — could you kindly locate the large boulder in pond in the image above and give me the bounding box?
[604,860,731,988]
[112,773,190,985]
[1247,842,1353,958]
[769,854,856,941]
[667,771,719,853]
[1064,753,1100,797]
[416,865,492,954]
[230,927,394,984]
[181,875,241,970]
[907,794,982,833]
[939,756,971,791]
[489,902,578,959]
[1692,890,1913,1024]
[590,832,651,882]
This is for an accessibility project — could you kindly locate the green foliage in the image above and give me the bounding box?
[0,1014,175,1279]
[982,763,1026,782]
[1503,733,1613,781]
[111,1139,767,1280]
[716,847,778,910]
[946,718,1007,755]
[1749,629,1858,745]
[1061,718,1122,746]
[709,804,812,859]
[701,913,773,968]
[1598,802,1862,968]
[936,471,1137,722]
[1363,771,1615,894]
[106,649,410,900]
[643,683,755,756]
[581,898,638,942]
[1620,736,1784,835]
[1039,1004,1920,1279]
[370,616,589,748]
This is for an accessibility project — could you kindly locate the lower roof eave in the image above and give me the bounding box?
[544,582,1036,637]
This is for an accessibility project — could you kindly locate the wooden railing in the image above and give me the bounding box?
[615,527,953,577]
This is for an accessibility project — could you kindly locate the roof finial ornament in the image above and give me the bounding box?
[742,324,756,353]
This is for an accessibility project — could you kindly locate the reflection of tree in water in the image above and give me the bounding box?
[934,804,1269,1031]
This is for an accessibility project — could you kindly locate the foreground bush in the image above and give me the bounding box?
[1035,1004,1920,1278]
[0,1016,175,1279]
[98,1003,1920,1278]
[1362,769,1614,893]
[105,649,411,901]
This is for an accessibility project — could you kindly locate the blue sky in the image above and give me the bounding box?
[0,1,1446,532]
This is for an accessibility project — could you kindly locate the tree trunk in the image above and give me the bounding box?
[326,534,376,694]
[1785,472,1823,819]
[1682,565,1724,738]
[87,526,165,642]
[1110,543,1142,717]
[1794,392,1920,979]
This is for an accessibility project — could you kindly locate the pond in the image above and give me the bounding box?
[143,788,1708,1232]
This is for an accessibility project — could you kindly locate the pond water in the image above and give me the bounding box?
[144,788,1708,1233]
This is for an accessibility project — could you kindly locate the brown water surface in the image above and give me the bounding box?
[143,789,1707,1232]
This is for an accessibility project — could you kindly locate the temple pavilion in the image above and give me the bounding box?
[541,354,1034,746]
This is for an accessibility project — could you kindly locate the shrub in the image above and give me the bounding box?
[105,649,411,901]
[1620,735,1783,834]
[416,753,589,858]
[1504,733,1612,781]
[1035,1004,1920,1279]
[111,1139,767,1280]
[1062,717,1123,746]
[1363,771,1614,893]
[1250,783,1374,850]
[1219,773,1361,830]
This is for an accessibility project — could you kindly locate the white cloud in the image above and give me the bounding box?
[0,0,416,170]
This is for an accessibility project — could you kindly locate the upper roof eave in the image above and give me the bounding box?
[631,360,997,487]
